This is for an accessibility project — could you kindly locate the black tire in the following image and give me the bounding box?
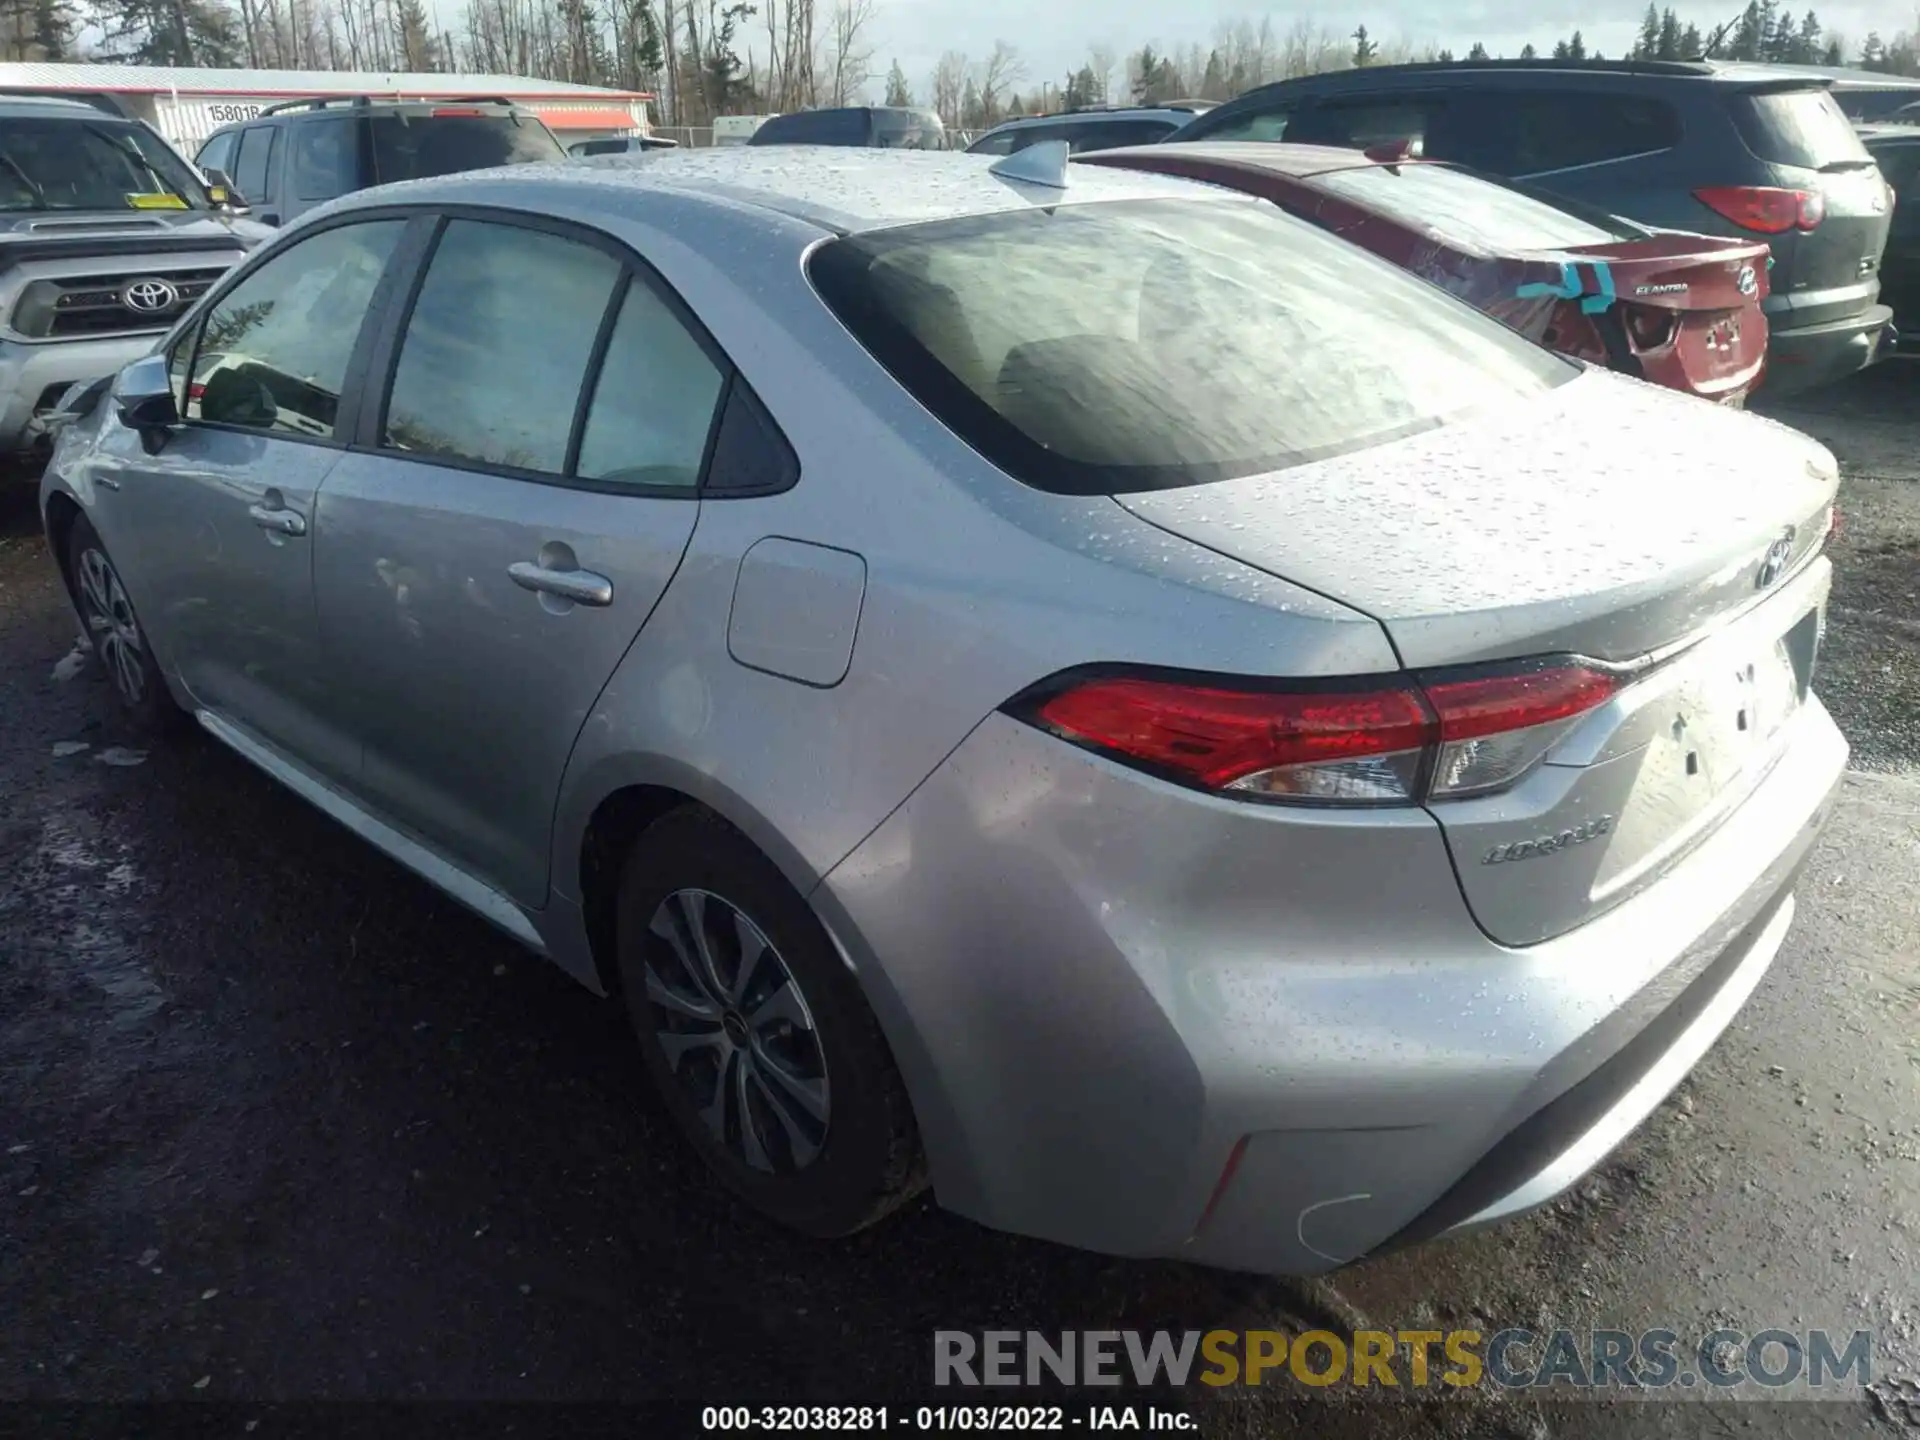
[65,515,184,735]
[616,805,925,1236]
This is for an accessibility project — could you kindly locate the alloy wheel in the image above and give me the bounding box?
[75,546,146,707]
[642,887,831,1174]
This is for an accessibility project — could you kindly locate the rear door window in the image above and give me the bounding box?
[1436,90,1680,176]
[574,276,728,488]
[232,125,276,203]
[291,117,358,201]
[1728,88,1872,171]
[1313,163,1632,250]
[1289,95,1449,150]
[1198,104,1295,142]
[969,129,1020,155]
[809,197,1574,496]
[368,113,565,182]
[872,110,946,149]
[382,219,621,474]
[1057,119,1181,152]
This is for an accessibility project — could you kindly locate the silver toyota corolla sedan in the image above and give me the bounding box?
[40,147,1848,1274]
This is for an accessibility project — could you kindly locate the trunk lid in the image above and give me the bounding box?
[1532,235,1772,401]
[1114,370,1838,944]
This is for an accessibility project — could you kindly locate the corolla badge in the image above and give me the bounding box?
[1736,264,1758,297]
[120,277,179,314]
[1757,527,1797,590]
[1483,816,1615,865]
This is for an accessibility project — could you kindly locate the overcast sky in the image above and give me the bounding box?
[864,0,1914,101]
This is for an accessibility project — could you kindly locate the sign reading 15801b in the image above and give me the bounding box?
[203,102,265,124]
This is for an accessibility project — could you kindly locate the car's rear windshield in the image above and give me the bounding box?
[369,113,564,182]
[1311,162,1633,252]
[0,116,207,212]
[809,199,1576,495]
[1729,87,1873,170]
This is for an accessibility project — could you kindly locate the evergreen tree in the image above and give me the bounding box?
[1634,2,1660,59]
[1656,8,1683,57]
[1796,11,1823,64]
[1519,41,1537,59]
[884,59,912,106]
[1860,30,1885,68]
[1820,38,1840,63]
[1467,41,1490,60]
[1568,29,1586,58]
[1552,37,1570,58]
[1435,47,1453,62]
[1679,22,1704,56]
[1351,24,1377,66]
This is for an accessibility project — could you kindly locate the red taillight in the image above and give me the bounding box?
[1694,185,1823,234]
[1422,665,1623,799]
[187,383,205,401]
[1016,661,1624,806]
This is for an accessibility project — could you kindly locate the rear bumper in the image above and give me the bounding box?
[817,690,1849,1275]
[1761,303,1894,396]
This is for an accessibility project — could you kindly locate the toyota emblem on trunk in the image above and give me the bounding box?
[120,277,179,314]
[1736,264,1758,297]
[1757,528,1796,589]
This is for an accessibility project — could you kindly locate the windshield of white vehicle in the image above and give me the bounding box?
[810,197,1577,495]
[0,117,207,211]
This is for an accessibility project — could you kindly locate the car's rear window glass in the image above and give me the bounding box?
[873,110,947,149]
[369,113,564,181]
[1314,163,1631,251]
[1729,88,1872,170]
[809,198,1575,496]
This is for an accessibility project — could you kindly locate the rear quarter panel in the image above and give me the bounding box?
[527,185,1398,911]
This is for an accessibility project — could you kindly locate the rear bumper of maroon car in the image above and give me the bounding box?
[1762,303,1895,396]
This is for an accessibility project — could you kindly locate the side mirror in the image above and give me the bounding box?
[113,354,180,445]
[204,167,250,212]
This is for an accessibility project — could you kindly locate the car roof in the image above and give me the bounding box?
[985,108,1200,134]
[535,146,1237,233]
[1859,123,1920,144]
[1215,56,1857,100]
[0,94,126,119]
[1102,139,1378,176]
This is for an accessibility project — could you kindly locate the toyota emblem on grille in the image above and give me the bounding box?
[1736,264,1758,297]
[119,277,179,314]
[1757,528,1796,590]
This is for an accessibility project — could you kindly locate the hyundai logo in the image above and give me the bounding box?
[1736,264,1758,298]
[119,277,179,314]
[1757,528,1796,590]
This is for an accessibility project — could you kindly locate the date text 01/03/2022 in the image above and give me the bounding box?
[700,1405,1197,1431]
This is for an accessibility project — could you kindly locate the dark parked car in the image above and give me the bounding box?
[194,95,566,228]
[967,105,1209,156]
[1741,63,1920,121]
[1859,124,1920,343]
[1170,59,1897,396]
[1083,140,1774,405]
[746,106,946,149]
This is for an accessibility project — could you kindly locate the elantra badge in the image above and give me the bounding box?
[1483,816,1615,865]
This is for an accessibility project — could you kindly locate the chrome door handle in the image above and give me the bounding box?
[508,560,614,607]
[247,504,307,537]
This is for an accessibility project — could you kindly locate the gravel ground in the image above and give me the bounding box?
[0,366,1915,1437]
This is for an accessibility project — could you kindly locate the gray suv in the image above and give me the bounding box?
[0,96,263,463]
[1173,59,1897,396]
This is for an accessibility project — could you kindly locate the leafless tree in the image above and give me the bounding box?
[820,0,874,105]
[1086,40,1115,101]
[929,47,966,126]
[972,36,1022,123]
